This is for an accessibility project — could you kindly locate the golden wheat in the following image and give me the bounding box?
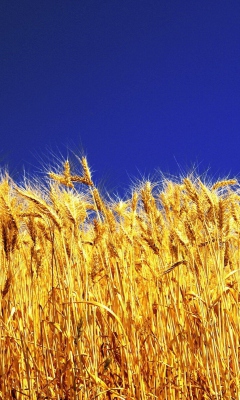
[0,157,240,399]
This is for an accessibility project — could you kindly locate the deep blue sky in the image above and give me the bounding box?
[1,1,240,194]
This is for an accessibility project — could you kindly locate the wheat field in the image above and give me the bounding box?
[0,156,240,399]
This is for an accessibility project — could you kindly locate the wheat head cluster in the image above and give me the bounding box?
[0,155,240,399]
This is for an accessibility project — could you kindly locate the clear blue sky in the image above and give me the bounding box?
[1,1,240,194]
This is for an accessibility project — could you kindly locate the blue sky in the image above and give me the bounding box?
[1,1,240,195]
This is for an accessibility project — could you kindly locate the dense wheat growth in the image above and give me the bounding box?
[0,156,240,399]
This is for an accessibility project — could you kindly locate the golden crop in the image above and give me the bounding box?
[0,156,240,399]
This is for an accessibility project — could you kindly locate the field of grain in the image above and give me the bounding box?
[0,156,240,399]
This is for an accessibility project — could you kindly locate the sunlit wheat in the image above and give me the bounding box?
[0,156,239,399]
